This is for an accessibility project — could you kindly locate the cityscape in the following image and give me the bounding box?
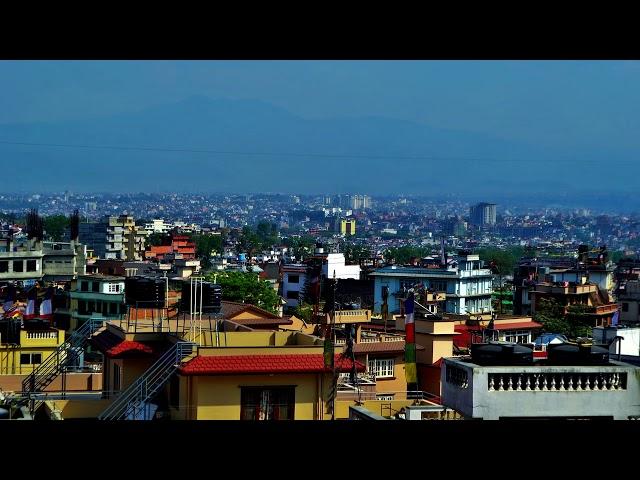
[1,60,639,422]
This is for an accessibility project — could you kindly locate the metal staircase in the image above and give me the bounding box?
[98,341,196,421]
[22,318,104,400]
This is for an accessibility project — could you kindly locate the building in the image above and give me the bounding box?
[62,274,127,331]
[619,280,640,324]
[529,281,618,328]
[469,202,496,227]
[340,218,356,236]
[41,241,87,282]
[371,252,493,315]
[442,352,640,420]
[144,219,173,234]
[0,236,44,283]
[90,320,364,420]
[78,216,147,261]
[282,264,307,309]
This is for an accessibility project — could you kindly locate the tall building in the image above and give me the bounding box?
[78,216,147,261]
[340,218,356,236]
[470,202,497,226]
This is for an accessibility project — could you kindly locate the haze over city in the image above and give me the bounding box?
[1,61,639,206]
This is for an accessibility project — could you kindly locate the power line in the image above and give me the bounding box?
[0,139,505,163]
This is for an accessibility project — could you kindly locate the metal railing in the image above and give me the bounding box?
[98,341,196,421]
[22,318,105,413]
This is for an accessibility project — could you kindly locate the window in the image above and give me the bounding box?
[78,300,87,315]
[0,261,7,273]
[13,260,23,273]
[108,283,121,293]
[20,353,42,365]
[368,358,394,378]
[286,290,300,300]
[92,282,99,292]
[503,330,530,344]
[26,260,37,272]
[87,301,95,314]
[240,386,295,420]
[622,303,629,312]
[288,274,300,284]
[109,302,118,315]
[81,281,89,292]
[376,394,395,401]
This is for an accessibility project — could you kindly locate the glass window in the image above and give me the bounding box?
[13,260,23,273]
[81,281,89,292]
[286,290,299,299]
[0,261,8,272]
[288,274,300,284]
[240,386,295,420]
[26,260,37,272]
[368,358,394,378]
[92,282,100,292]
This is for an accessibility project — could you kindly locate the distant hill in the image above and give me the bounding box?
[0,95,635,200]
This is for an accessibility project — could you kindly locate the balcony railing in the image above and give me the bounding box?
[26,331,59,340]
[487,372,627,392]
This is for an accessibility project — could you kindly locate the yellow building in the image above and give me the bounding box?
[0,327,65,376]
[340,219,356,236]
[90,320,364,420]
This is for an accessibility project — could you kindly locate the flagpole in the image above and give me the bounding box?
[404,289,418,396]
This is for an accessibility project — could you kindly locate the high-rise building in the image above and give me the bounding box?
[78,215,148,260]
[340,218,356,236]
[470,203,497,226]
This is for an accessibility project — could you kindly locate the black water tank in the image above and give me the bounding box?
[470,342,534,366]
[547,343,610,366]
[181,281,222,313]
[125,277,166,308]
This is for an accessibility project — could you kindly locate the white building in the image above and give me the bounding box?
[442,356,640,420]
[282,264,307,309]
[371,253,493,315]
[144,219,173,234]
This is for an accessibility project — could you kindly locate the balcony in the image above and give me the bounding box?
[20,329,64,347]
[442,358,640,420]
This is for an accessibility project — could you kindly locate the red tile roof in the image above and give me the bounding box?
[179,354,365,376]
[89,329,156,358]
[107,340,155,358]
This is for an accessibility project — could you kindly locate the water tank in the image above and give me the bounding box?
[238,253,246,262]
[547,343,609,366]
[181,282,222,313]
[0,407,9,419]
[470,342,533,366]
[125,277,166,308]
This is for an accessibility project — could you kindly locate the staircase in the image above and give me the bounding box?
[98,341,196,421]
[22,318,105,403]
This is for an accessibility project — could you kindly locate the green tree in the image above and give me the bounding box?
[205,270,280,314]
[383,246,430,264]
[43,215,70,241]
[147,232,166,247]
[192,233,224,269]
[534,298,593,339]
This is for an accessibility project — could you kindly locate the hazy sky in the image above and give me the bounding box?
[2,60,640,152]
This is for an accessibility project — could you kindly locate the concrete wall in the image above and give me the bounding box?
[441,358,640,420]
[593,326,640,357]
[0,373,102,392]
[191,373,326,420]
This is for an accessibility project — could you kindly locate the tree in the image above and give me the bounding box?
[43,215,70,241]
[383,246,430,264]
[192,234,224,269]
[205,270,280,314]
[534,298,593,339]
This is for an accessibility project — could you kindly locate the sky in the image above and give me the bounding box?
[0,60,639,197]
